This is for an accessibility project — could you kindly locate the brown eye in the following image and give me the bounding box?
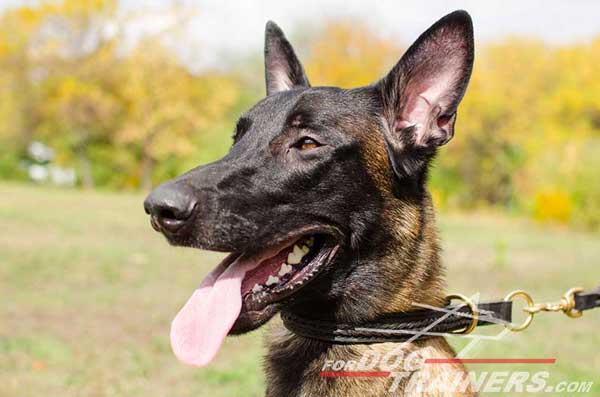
[295,137,321,151]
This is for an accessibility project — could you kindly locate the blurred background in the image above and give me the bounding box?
[1,1,599,396]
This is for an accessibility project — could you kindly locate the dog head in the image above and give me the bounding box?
[144,11,473,366]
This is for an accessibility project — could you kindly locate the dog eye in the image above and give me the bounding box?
[294,137,321,151]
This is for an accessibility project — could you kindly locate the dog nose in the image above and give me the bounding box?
[144,183,197,234]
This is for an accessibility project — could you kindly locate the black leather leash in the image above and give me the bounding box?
[574,286,600,311]
[281,286,600,344]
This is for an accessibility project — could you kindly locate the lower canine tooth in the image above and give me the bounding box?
[266,275,280,286]
[279,263,292,276]
[252,284,263,293]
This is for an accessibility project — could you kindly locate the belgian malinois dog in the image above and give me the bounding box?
[144,10,475,396]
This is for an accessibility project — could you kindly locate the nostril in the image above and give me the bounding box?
[158,208,178,221]
[158,201,195,222]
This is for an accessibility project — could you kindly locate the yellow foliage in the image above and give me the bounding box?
[305,20,400,88]
[115,40,240,163]
[46,76,119,129]
[0,0,599,213]
[429,188,447,211]
[532,189,572,224]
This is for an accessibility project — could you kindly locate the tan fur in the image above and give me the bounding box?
[264,190,475,396]
[264,112,475,397]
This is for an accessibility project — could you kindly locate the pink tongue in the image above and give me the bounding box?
[170,256,258,367]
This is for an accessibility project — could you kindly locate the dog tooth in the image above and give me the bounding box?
[252,284,263,293]
[278,263,292,276]
[300,245,310,254]
[266,275,280,286]
[306,236,314,247]
[287,245,304,264]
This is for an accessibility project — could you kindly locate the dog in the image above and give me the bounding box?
[144,10,475,396]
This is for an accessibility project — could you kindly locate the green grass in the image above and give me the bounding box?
[1,183,598,396]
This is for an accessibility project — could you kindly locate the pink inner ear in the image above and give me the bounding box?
[397,68,459,145]
[268,62,294,93]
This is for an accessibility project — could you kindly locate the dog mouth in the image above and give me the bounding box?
[239,233,338,312]
[169,228,340,367]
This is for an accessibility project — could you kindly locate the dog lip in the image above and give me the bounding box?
[219,224,343,264]
[269,242,339,298]
[239,234,340,313]
[229,239,340,334]
[150,216,161,232]
[229,303,281,334]
[250,224,344,254]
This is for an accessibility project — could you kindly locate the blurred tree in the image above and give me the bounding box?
[304,20,401,87]
[0,0,119,187]
[438,40,553,207]
[37,75,120,188]
[0,3,599,230]
[0,4,48,157]
[115,40,239,190]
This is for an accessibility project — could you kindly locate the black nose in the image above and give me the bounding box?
[144,183,197,234]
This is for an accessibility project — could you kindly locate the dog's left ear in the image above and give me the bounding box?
[376,10,474,178]
[264,21,310,96]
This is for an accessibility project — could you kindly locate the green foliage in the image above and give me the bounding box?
[0,4,598,230]
[445,38,600,229]
[0,0,242,190]
[568,141,600,230]
[303,23,600,230]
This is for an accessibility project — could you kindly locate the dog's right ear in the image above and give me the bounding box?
[376,10,474,179]
[264,21,310,96]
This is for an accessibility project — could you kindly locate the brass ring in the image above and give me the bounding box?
[446,293,479,335]
[562,287,584,318]
[504,290,535,332]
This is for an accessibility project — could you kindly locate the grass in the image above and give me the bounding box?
[1,182,598,396]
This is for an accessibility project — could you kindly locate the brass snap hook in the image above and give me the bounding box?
[505,287,584,332]
[562,287,584,318]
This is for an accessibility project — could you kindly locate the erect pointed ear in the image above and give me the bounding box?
[264,21,310,96]
[376,10,474,178]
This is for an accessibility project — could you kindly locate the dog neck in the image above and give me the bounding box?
[264,191,471,396]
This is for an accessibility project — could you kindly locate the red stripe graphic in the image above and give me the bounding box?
[425,358,556,364]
